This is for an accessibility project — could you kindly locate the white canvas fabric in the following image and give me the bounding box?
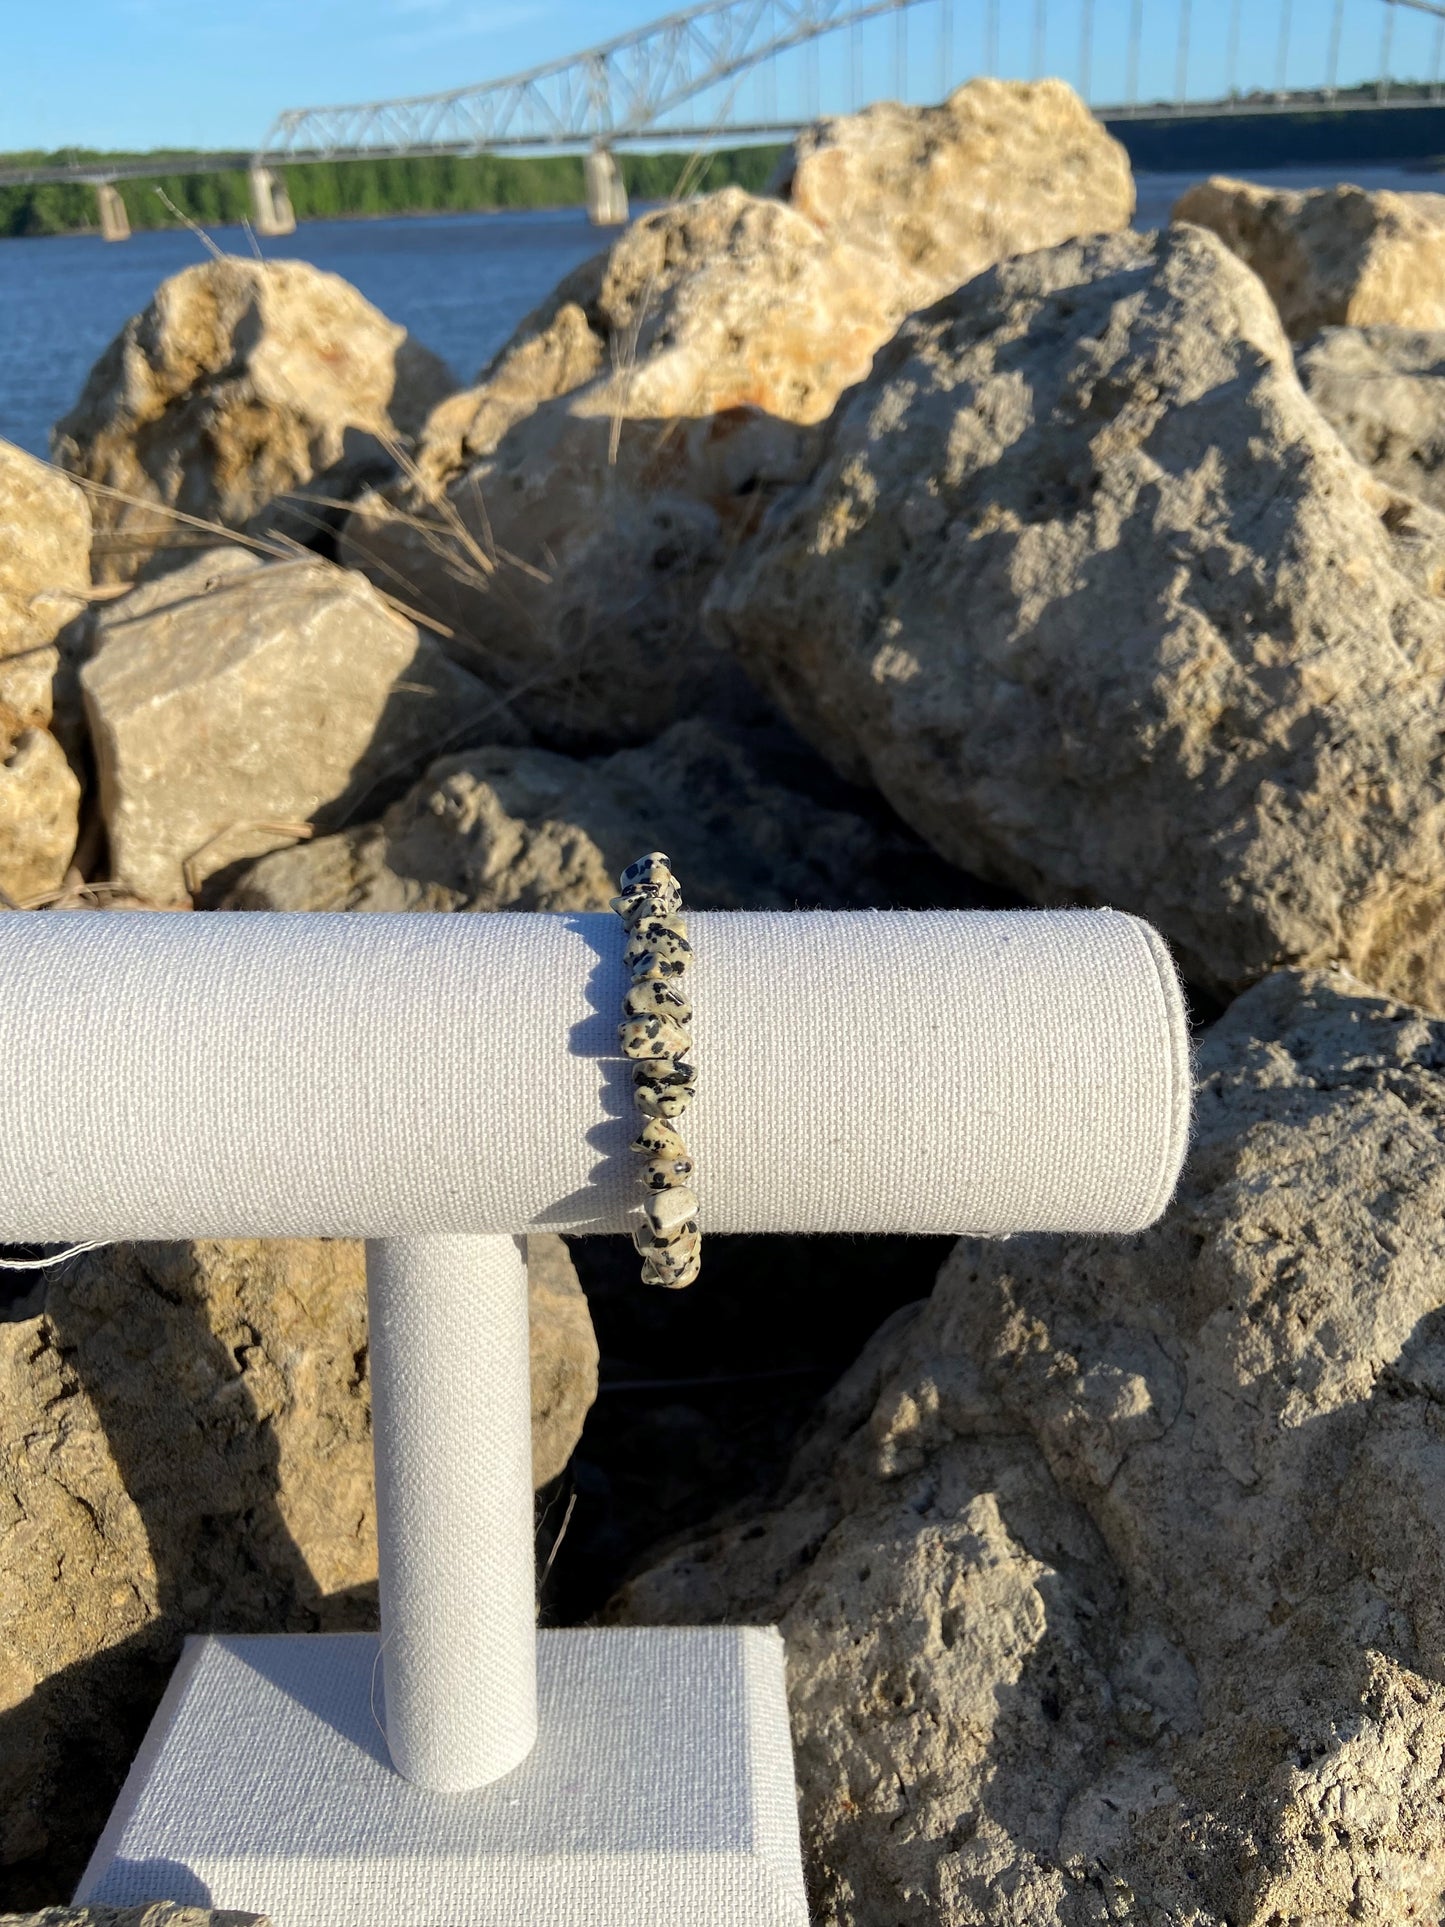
[366,1233,537,1790]
[75,1629,809,1927]
[0,907,1189,1240]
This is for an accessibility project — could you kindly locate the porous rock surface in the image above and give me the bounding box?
[222,716,930,913]
[0,1233,593,1902]
[0,442,89,902]
[617,966,1445,1926]
[52,257,454,583]
[343,85,1129,747]
[774,77,1133,311]
[1298,323,1445,515]
[1174,175,1445,338]
[80,547,506,904]
[707,223,1445,1007]
[0,1909,267,1926]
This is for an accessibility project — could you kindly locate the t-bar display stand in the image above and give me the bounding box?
[0,908,1190,1926]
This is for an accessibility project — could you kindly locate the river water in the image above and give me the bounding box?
[0,164,1436,460]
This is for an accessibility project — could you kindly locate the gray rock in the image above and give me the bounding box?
[221,716,939,914]
[52,257,454,584]
[616,965,1445,1926]
[1298,323,1445,515]
[0,1235,595,1901]
[80,548,510,904]
[706,223,1445,1009]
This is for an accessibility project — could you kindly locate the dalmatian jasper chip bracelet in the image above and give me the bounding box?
[614,852,700,1290]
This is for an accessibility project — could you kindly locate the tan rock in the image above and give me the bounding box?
[80,548,509,903]
[775,76,1134,311]
[617,966,1445,1927]
[0,443,90,902]
[345,87,1129,750]
[1173,174,1445,338]
[1298,324,1445,515]
[706,223,1445,1008]
[52,258,454,583]
[0,731,81,907]
[0,441,91,737]
[221,716,932,914]
[0,1233,595,1902]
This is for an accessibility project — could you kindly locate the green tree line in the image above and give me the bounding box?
[0,146,786,238]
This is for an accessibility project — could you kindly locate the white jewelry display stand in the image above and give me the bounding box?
[0,908,1190,1926]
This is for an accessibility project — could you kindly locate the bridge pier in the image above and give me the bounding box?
[248,163,296,238]
[95,183,130,242]
[584,147,628,226]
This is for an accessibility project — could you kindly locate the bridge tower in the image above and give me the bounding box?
[583,147,628,226]
[248,163,297,238]
[95,183,130,242]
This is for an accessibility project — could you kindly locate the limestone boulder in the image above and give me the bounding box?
[344,89,1129,751]
[0,442,91,738]
[1173,175,1445,338]
[1298,323,1445,516]
[618,966,1445,1926]
[80,548,509,904]
[53,258,454,584]
[0,1233,595,1903]
[221,716,939,914]
[707,223,1445,1008]
[0,443,90,902]
[774,77,1133,312]
[0,734,81,909]
[342,188,886,746]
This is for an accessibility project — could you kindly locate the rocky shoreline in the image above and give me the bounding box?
[7,73,1445,1926]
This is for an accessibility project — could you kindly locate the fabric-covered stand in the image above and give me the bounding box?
[0,908,1191,1925]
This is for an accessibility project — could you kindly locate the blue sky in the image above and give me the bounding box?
[2,0,1437,154]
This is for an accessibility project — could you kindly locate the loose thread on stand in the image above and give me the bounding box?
[1,1239,116,1270]
[369,1627,396,1753]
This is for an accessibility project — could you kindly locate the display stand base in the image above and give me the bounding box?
[75,1627,808,1927]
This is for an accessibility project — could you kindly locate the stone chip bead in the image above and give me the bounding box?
[612,882,682,924]
[641,1152,696,1192]
[633,1058,696,1102]
[624,977,692,1022]
[632,1075,696,1119]
[639,1223,701,1272]
[625,925,692,975]
[642,1246,702,1291]
[633,1217,698,1256]
[619,852,673,892]
[644,1184,699,1235]
[618,1012,693,1063]
[632,1116,689,1160]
